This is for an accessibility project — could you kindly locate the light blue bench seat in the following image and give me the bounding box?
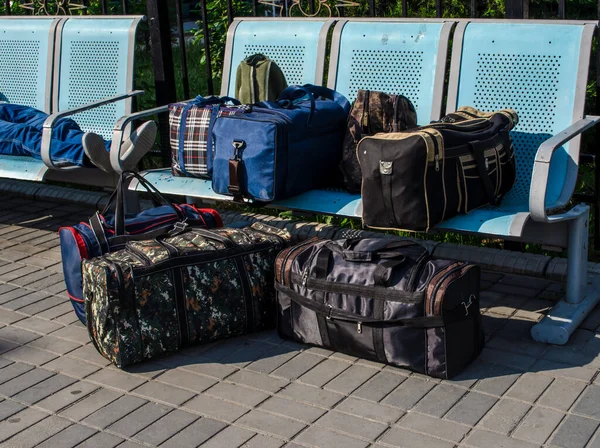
[0,16,144,187]
[135,18,599,345]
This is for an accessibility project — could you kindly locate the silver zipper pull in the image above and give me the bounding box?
[435,154,440,172]
[302,270,309,287]
[485,158,489,170]
[357,322,362,334]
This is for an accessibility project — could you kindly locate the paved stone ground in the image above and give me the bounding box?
[0,194,599,448]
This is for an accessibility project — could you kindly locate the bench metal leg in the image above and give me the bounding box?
[531,205,600,345]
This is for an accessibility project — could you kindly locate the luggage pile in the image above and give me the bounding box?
[60,68,521,378]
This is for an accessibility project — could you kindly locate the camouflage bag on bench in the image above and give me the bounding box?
[341,90,417,193]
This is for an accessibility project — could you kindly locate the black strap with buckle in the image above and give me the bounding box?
[228,140,246,202]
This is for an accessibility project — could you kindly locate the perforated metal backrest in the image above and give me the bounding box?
[0,18,58,112]
[221,19,331,98]
[328,20,454,124]
[447,21,594,208]
[55,17,141,139]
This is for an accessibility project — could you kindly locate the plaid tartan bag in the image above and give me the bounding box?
[169,96,245,178]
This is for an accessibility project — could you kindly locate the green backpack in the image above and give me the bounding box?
[234,54,288,104]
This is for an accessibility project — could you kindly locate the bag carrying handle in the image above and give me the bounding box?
[191,95,241,106]
[276,86,317,125]
[97,171,186,238]
[310,240,419,287]
[325,239,422,262]
[277,84,352,124]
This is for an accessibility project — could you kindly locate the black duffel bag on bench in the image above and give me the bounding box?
[359,107,518,232]
[275,237,484,379]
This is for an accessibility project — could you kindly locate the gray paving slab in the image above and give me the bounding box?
[182,394,249,422]
[259,396,327,423]
[27,335,81,354]
[0,415,71,448]
[200,425,256,448]
[59,388,123,421]
[549,414,600,448]
[85,368,146,391]
[226,369,288,394]
[0,368,54,397]
[132,409,198,446]
[513,407,566,445]
[334,397,403,425]
[0,362,34,384]
[0,407,49,443]
[42,356,100,379]
[132,380,196,406]
[236,410,306,439]
[0,400,26,421]
[352,371,407,402]
[378,426,455,448]
[464,429,539,448]
[11,373,77,405]
[205,382,270,407]
[381,376,436,411]
[242,434,285,448]
[278,383,344,409]
[397,413,469,443]
[537,378,587,412]
[75,431,123,448]
[315,410,387,441]
[296,426,370,448]
[0,326,41,345]
[160,417,227,448]
[82,395,147,429]
[35,381,100,413]
[323,364,377,394]
[477,398,531,435]
[505,371,554,403]
[413,384,467,417]
[2,345,58,366]
[107,402,173,438]
[444,391,498,426]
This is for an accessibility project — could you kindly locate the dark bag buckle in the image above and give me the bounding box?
[169,220,188,236]
[325,304,334,320]
[232,140,245,160]
[462,294,475,316]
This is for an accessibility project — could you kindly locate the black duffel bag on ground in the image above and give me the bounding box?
[359,107,518,232]
[275,237,484,379]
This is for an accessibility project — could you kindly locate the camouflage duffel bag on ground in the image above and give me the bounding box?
[82,222,291,368]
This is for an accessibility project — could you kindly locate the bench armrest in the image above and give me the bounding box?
[530,115,600,222]
[40,90,144,169]
[109,105,170,173]
[110,101,199,173]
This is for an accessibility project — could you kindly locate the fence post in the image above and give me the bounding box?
[199,0,215,95]
[146,0,177,162]
[175,0,190,99]
[595,9,600,250]
[504,0,528,18]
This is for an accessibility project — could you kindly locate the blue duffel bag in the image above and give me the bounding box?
[212,84,350,202]
[59,172,222,324]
